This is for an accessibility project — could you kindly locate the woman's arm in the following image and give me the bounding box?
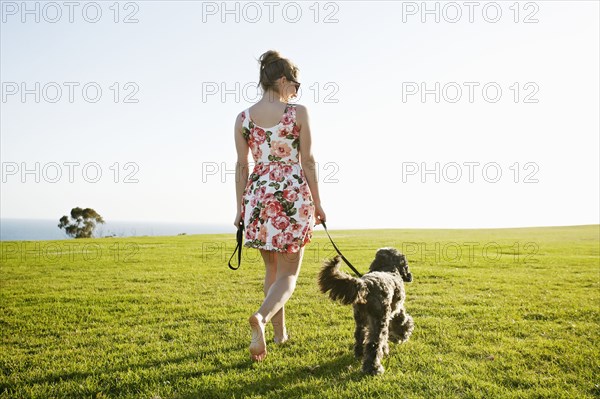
[234,112,249,227]
[297,105,326,224]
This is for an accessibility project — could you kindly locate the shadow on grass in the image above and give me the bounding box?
[2,343,245,396]
[4,341,368,398]
[173,350,368,399]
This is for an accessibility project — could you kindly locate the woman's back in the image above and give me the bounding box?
[248,102,290,129]
[242,102,300,164]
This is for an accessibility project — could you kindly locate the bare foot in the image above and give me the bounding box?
[271,320,289,344]
[249,313,267,361]
[273,334,289,344]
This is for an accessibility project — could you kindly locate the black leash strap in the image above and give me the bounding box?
[228,221,244,270]
[321,221,363,278]
[228,220,362,277]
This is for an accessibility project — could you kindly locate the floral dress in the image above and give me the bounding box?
[240,103,315,253]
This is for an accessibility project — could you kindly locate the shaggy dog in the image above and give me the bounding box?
[318,248,414,375]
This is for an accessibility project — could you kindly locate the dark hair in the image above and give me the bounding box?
[258,50,299,94]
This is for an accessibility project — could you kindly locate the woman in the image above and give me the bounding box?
[233,50,326,362]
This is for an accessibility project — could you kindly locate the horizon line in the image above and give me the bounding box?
[0,217,598,230]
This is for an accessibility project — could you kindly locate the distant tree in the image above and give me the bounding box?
[58,207,105,238]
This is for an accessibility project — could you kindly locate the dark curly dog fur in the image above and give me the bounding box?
[318,248,414,375]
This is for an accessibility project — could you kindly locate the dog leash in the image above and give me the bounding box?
[228,221,244,270]
[321,221,363,278]
[228,220,362,278]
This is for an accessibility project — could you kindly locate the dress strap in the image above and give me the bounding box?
[289,103,297,126]
[243,108,250,129]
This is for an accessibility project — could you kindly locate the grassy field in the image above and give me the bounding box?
[1,225,599,399]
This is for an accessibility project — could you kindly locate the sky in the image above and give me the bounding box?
[1,0,599,230]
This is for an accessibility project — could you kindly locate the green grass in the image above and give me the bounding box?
[1,225,599,398]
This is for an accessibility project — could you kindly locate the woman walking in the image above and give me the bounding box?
[233,50,326,361]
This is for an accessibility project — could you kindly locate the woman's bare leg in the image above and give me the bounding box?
[249,250,274,361]
[257,248,303,324]
[249,248,304,361]
[260,250,287,343]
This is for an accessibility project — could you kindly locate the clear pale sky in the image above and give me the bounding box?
[1,1,598,229]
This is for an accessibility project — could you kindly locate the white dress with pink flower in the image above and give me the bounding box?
[240,103,315,253]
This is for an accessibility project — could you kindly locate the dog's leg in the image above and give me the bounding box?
[353,305,367,360]
[399,312,414,343]
[388,309,405,343]
[382,337,390,357]
[389,308,414,344]
[362,310,389,375]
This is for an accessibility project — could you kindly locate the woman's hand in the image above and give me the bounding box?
[233,212,243,228]
[314,203,326,225]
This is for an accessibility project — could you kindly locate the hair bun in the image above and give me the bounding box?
[256,50,299,97]
[259,50,281,69]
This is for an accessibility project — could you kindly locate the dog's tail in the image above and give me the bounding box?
[318,255,367,305]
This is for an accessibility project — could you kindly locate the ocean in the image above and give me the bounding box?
[0,219,232,241]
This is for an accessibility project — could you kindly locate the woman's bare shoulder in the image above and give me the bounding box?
[294,103,309,119]
[294,103,308,112]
